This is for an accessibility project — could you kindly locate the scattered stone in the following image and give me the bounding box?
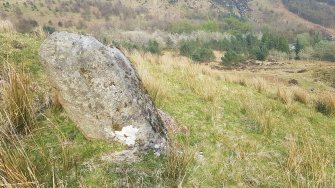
[196,151,205,162]
[39,32,167,153]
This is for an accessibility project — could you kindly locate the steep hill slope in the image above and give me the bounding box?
[1,0,334,38]
[282,0,335,29]
[249,0,335,38]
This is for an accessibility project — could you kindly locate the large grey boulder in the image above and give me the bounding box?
[39,32,167,152]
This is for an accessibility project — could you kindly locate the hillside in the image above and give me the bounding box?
[1,0,335,187]
[1,0,335,41]
[282,0,335,29]
[1,30,335,187]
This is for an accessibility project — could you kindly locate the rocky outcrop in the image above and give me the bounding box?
[39,32,167,152]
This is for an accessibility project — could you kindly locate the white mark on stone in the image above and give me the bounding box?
[114,125,138,146]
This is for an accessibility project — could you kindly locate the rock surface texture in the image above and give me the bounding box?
[39,32,167,152]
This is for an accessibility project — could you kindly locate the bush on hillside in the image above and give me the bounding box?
[43,25,56,34]
[200,20,219,32]
[15,18,39,33]
[191,47,215,62]
[221,16,251,35]
[313,41,335,62]
[169,21,197,34]
[180,40,198,57]
[145,40,161,54]
[255,45,269,61]
[221,50,245,66]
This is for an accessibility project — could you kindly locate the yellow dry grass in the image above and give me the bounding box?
[315,92,335,116]
[292,87,309,104]
[0,20,15,33]
[1,64,36,134]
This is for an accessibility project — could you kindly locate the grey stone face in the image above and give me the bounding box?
[39,32,167,151]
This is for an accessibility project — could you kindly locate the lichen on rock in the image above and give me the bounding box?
[39,32,167,153]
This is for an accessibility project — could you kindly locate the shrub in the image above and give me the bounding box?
[292,87,308,104]
[15,18,38,33]
[315,93,335,116]
[221,50,245,66]
[164,142,194,187]
[200,20,219,32]
[222,16,250,35]
[145,40,161,54]
[180,40,198,57]
[169,21,197,34]
[313,41,335,62]
[277,88,291,104]
[255,46,269,61]
[43,25,56,34]
[191,47,215,62]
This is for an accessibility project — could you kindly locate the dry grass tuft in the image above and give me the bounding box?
[277,88,291,104]
[238,78,247,86]
[164,141,194,187]
[242,100,274,136]
[0,20,15,33]
[285,133,332,187]
[1,64,36,134]
[251,78,267,93]
[128,52,168,106]
[51,90,63,111]
[292,87,309,104]
[0,129,39,188]
[315,92,335,116]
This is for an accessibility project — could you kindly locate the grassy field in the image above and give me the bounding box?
[0,32,335,187]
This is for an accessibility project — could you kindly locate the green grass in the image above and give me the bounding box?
[131,52,335,187]
[1,33,335,187]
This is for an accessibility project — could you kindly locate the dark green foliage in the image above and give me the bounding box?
[313,41,335,62]
[220,16,251,35]
[168,16,249,34]
[179,40,214,62]
[180,40,198,56]
[191,47,215,62]
[200,20,219,32]
[315,101,331,116]
[180,31,289,63]
[261,31,289,53]
[221,50,245,66]
[145,40,161,54]
[43,25,56,34]
[255,45,269,61]
[3,2,10,8]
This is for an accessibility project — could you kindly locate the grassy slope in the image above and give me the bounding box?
[131,52,335,186]
[0,33,168,187]
[1,32,335,187]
